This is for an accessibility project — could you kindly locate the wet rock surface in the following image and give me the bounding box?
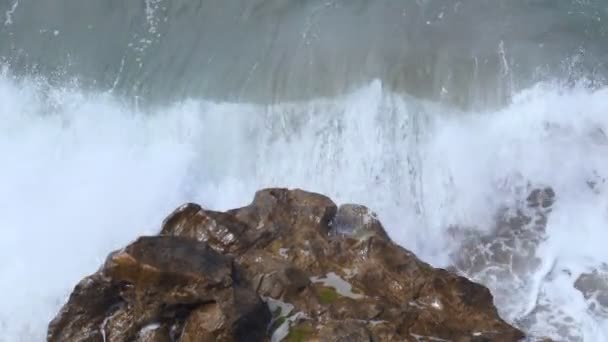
[575,264,608,317]
[48,236,269,342]
[448,186,565,341]
[450,187,555,313]
[49,188,524,341]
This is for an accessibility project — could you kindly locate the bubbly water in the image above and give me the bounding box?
[2,0,608,341]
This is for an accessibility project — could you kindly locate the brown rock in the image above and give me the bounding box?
[318,320,372,341]
[47,274,121,342]
[48,236,270,342]
[104,236,234,307]
[49,188,524,342]
[161,204,251,254]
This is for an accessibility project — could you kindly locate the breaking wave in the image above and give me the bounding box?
[2,72,608,340]
[2,0,608,340]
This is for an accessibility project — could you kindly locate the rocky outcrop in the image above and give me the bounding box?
[48,236,269,342]
[49,188,524,342]
[447,186,562,340]
[575,264,608,317]
[449,187,555,315]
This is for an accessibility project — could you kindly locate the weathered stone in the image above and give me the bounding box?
[179,289,271,342]
[104,236,234,307]
[233,189,521,341]
[135,323,171,342]
[575,264,608,317]
[318,320,372,341]
[49,188,524,342]
[331,203,390,241]
[49,236,269,342]
[161,204,251,254]
[47,274,121,342]
[451,187,554,317]
[256,266,311,300]
[102,306,139,342]
[229,188,338,250]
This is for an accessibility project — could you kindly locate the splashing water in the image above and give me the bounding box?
[2,69,608,340]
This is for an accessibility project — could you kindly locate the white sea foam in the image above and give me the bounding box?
[1,73,608,341]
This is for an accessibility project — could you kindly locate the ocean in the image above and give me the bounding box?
[1,0,608,340]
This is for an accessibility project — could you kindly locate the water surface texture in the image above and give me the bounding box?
[1,1,608,341]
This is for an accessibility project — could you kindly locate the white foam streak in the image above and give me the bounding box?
[1,75,608,341]
[3,0,18,26]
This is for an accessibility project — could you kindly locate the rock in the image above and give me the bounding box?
[47,274,121,342]
[136,323,171,342]
[161,204,251,254]
[48,236,270,342]
[49,188,524,342]
[318,320,372,341]
[104,236,234,304]
[450,187,555,314]
[331,204,390,241]
[448,187,576,341]
[575,264,608,316]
